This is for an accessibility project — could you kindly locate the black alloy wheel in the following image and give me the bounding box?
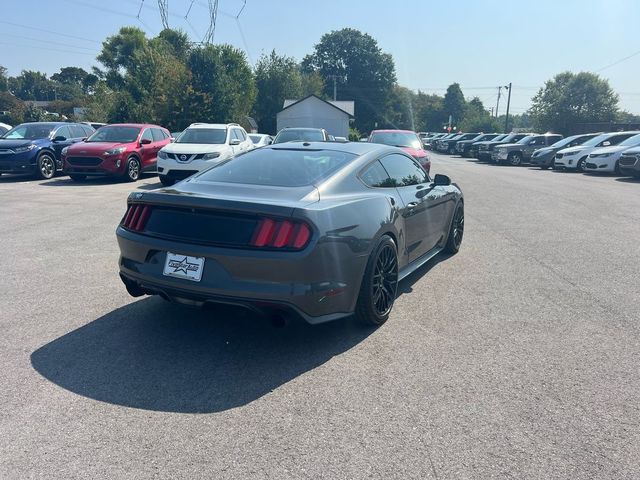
[355,236,398,326]
[37,152,56,179]
[444,203,464,254]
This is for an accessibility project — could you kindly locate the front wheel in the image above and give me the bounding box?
[124,156,141,182]
[355,235,398,326]
[508,152,523,166]
[36,152,56,179]
[444,203,464,254]
[614,160,622,175]
[576,157,587,172]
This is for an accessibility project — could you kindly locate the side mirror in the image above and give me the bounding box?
[140,138,152,145]
[433,174,451,186]
[601,141,611,147]
[230,139,241,146]
[53,135,66,142]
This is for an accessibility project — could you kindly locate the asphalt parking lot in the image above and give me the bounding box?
[1,154,640,479]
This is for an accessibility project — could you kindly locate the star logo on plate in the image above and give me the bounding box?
[168,256,199,275]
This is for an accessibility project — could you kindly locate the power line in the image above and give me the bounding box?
[0,41,97,57]
[0,20,102,44]
[3,32,98,52]
[595,49,640,73]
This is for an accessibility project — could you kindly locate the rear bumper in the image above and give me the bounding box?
[116,227,368,324]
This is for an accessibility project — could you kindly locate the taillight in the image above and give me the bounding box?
[121,204,151,232]
[250,218,311,250]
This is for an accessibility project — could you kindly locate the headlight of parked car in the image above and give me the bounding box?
[203,152,221,160]
[14,144,36,153]
[104,146,126,156]
[157,150,168,159]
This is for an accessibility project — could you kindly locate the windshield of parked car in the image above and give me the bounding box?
[369,131,422,149]
[617,133,640,147]
[274,129,325,143]
[515,136,535,144]
[197,147,357,187]
[550,135,584,148]
[578,133,615,147]
[490,134,507,142]
[176,128,227,144]
[86,126,140,143]
[1,123,56,140]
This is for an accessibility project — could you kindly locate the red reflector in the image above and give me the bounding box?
[128,205,141,229]
[122,205,135,227]
[291,223,310,249]
[272,221,294,248]
[251,218,276,247]
[134,205,151,231]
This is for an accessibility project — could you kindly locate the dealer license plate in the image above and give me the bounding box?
[163,252,205,282]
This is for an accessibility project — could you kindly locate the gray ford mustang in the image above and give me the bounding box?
[117,141,464,326]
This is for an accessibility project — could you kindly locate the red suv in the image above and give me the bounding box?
[368,129,431,174]
[63,123,171,182]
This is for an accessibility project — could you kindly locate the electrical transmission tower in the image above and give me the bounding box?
[157,0,170,29]
[202,0,220,44]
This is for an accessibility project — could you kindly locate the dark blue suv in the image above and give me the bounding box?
[0,122,95,179]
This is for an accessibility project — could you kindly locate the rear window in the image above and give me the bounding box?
[274,129,324,143]
[197,147,357,187]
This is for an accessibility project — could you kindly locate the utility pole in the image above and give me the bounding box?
[495,86,502,118]
[504,83,512,133]
[327,75,338,101]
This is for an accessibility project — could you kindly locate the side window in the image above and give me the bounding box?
[548,136,562,145]
[360,160,393,188]
[237,129,247,141]
[528,136,544,146]
[55,126,72,139]
[379,154,428,187]
[141,129,153,142]
[70,125,86,138]
[82,126,95,137]
[607,134,631,146]
[151,128,164,142]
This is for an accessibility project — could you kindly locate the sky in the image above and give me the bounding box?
[2,0,640,116]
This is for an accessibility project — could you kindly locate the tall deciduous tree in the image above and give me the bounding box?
[253,51,303,134]
[0,66,8,92]
[443,83,466,126]
[529,71,619,134]
[302,28,396,133]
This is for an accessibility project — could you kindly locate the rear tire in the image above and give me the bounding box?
[444,203,464,254]
[68,174,86,181]
[355,235,398,326]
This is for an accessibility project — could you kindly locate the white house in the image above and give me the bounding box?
[276,95,354,138]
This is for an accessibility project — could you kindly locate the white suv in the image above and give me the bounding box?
[157,123,253,186]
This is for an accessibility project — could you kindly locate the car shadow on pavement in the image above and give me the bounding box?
[39,177,122,186]
[396,253,451,297]
[615,177,640,183]
[136,181,163,190]
[0,174,39,183]
[30,297,373,414]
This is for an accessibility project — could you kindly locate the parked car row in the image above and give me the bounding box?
[0,121,276,183]
[430,128,640,178]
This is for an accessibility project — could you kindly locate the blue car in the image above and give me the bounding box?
[0,122,95,179]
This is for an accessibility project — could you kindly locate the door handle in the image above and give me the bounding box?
[407,202,418,208]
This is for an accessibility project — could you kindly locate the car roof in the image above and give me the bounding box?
[187,123,240,129]
[370,129,416,134]
[18,122,77,127]
[268,141,395,156]
[102,123,164,128]
[278,127,324,131]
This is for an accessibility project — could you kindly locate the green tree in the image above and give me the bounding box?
[7,70,55,101]
[529,71,619,134]
[443,83,466,126]
[253,50,303,134]
[302,28,396,133]
[414,92,447,132]
[301,71,325,97]
[458,97,500,132]
[382,85,416,130]
[0,66,8,92]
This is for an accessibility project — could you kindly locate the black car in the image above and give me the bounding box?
[455,133,501,157]
[273,128,334,144]
[0,122,95,179]
[440,133,480,154]
[117,142,464,326]
[475,133,531,162]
